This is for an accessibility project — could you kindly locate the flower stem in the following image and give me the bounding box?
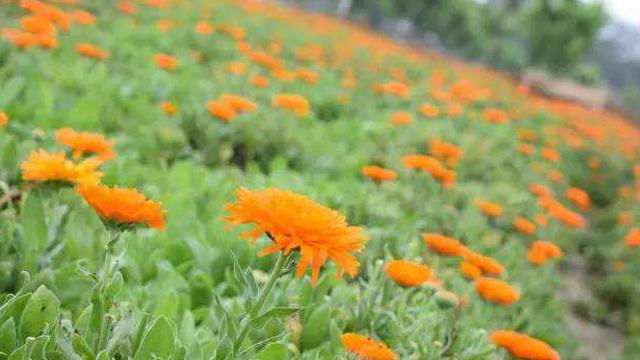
[232,252,290,354]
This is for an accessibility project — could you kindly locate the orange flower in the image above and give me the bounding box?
[21,150,102,185]
[429,139,463,167]
[541,147,559,163]
[361,166,397,182]
[474,199,502,218]
[0,112,7,127]
[546,170,564,183]
[272,94,310,118]
[475,277,520,305]
[75,43,108,61]
[161,101,177,115]
[389,111,412,126]
[526,240,563,266]
[530,183,552,198]
[379,81,409,98]
[401,154,438,171]
[489,330,560,360]
[625,228,640,247]
[517,143,535,156]
[21,15,56,35]
[117,1,136,15]
[423,233,468,257]
[420,103,440,119]
[206,100,237,122]
[541,197,586,229]
[446,103,463,118]
[55,128,115,161]
[154,53,178,71]
[565,186,590,210]
[514,217,536,235]
[227,62,246,75]
[483,108,508,124]
[249,74,269,88]
[77,184,166,230]
[194,21,213,35]
[464,252,504,275]
[219,94,257,113]
[617,211,632,225]
[223,188,367,285]
[69,10,96,26]
[296,68,319,84]
[460,261,482,280]
[341,333,397,360]
[385,260,432,287]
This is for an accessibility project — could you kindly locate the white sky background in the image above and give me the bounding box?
[586,0,640,26]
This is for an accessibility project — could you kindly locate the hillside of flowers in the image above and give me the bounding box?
[1,0,640,359]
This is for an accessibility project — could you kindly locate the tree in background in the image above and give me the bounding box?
[526,0,605,73]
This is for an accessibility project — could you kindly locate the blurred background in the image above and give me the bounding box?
[286,0,640,117]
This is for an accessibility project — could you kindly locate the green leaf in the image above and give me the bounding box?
[0,293,31,327]
[71,334,94,360]
[0,318,16,356]
[256,343,287,360]
[95,350,109,360]
[133,317,175,360]
[20,193,47,275]
[300,305,331,351]
[0,77,25,107]
[18,286,59,340]
[251,307,300,329]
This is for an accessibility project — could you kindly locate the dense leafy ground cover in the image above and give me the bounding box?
[1,0,640,359]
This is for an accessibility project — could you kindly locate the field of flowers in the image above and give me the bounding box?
[1,0,640,359]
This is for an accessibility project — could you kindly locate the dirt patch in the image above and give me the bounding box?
[558,256,625,360]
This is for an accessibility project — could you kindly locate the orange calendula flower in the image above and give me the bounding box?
[361,166,397,182]
[227,62,246,75]
[464,252,504,275]
[446,103,463,118]
[272,94,310,118]
[429,139,463,167]
[77,184,166,230]
[75,43,108,61]
[296,68,319,84]
[0,112,7,127]
[420,103,440,119]
[530,183,552,198]
[341,333,397,360]
[219,94,257,113]
[474,199,502,218]
[207,100,237,122]
[21,150,102,185]
[194,21,213,35]
[565,186,590,210]
[55,128,116,161]
[389,111,412,126]
[617,211,632,225]
[401,154,437,171]
[475,277,520,305]
[249,74,269,88]
[69,10,96,26]
[625,228,640,247]
[154,53,178,70]
[460,261,482,280]
[483,108,508,124]
[423,233,468,257]
[514,217,536,235]
[117,1,136,15]
[517,143,535,156]
[223,187,367,285]
[541,147,559,163]
[526,240,563,266]
[489,330,560,360]
[385,260,432,287]
[160,101,177,115]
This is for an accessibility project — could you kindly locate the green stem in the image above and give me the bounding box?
[94,231,120,353]
[232,252,290,353]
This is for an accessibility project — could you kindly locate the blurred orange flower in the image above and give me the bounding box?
[361,166,398,182]
[272,94,310,118]
[385,260,432,287]
[475,277,520,305]
[341,333,397,360]
[490,330,560,360]
[154,53,178,70]
[55,128,115,161]
[423,233,468,257]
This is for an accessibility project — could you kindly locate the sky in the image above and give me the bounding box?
[594,0,640,26]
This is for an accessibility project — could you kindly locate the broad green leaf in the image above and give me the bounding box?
[71,334,94,360]
[0,293,31,327]
[0,318,16,356]
[133,317,175,360]
[20,193,47,275]
[18,286,59,340]
[256,343,287,360]
[0,77,25,107]
[300,305,331,351]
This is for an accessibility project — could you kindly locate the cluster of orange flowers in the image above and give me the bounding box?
[207,94,257,122]
[526,241,563,265]
[272,93,310,118]
[401,154,456,188]
[19,127,165,230]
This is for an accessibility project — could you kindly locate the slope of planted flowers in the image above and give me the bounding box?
[1,0,639,359]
